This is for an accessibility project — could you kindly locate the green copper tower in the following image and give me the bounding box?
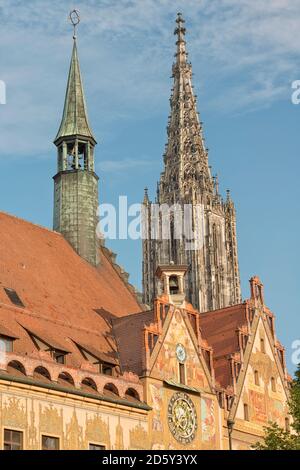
[53,13,99,266]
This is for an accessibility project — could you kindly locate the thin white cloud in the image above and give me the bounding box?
[0,0,299,156]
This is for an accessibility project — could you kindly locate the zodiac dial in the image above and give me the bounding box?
[168,392,197,444]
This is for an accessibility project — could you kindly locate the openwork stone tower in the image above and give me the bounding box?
[142,14,241,312]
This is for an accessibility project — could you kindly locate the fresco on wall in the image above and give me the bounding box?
[201,397,216,445]
[149,383,164,433]
[0,390,147,450]
[249,390,267,423]
[268,399,284,427]
[152,310,209,391]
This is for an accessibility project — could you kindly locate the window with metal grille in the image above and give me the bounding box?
[42,435,59,450]
[89,443,106,450]
[4,288,25,308]
[4,429,23,450]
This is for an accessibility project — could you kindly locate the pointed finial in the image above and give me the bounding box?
[143,187,149,204]
[69,9,80,40]
[175,12,186,41]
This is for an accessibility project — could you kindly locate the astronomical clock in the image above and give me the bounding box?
[168,392,197,444]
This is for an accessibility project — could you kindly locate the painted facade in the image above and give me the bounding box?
[0,381,148,450]
[143,307,220,450]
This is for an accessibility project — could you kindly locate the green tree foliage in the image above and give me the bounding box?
[253,364,300,450]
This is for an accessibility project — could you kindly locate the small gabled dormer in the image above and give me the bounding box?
[155,263,188,307]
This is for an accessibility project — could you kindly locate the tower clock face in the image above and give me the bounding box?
[176,343,186,362]
[168,392,197,444]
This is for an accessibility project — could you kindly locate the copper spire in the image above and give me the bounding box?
[54,11,95,144]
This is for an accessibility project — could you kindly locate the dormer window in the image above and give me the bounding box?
[51,350,66,365]
[99,362,114,376]
[0,335,14,353]
[169,275,179,295]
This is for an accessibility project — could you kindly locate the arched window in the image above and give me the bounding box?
[260,338,265,353]
[254,370,259,386]
[125,388,140,402]
[103,383,119,397]
[58,372,74,386]
[81,377,97,392]
[7,360,26,376]
[169,275,179,295]
[33,366,51,382]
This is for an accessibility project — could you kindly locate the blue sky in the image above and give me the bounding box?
[0,0,299,373]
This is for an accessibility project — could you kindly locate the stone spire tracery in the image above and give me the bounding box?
[142,13,241,312]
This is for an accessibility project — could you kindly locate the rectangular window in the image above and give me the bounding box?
[89,443,106,450]
[254,370,260,386]
[0,336,13,353]
[244,404,249,421]
[4,429,23,450]
[271,377,276,392]
[260,338,265,353]
[42,435,59,450]
[99,363,113,376]
[179,363,186,384]
[52,351,65,364]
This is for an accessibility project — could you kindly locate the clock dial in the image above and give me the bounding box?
[176,343,186,362]
[168,392,197,444]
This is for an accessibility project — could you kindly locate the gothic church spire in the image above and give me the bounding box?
[161,13,209,200]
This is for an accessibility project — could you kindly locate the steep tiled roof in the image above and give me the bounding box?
[113,310,154,376]
[200,302,251,389]
[0,211,142,369]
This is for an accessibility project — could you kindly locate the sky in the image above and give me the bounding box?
[0,0,299,373]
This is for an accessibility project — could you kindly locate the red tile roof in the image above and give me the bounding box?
[200,303,249,388]
[113,310,154,376]
[0,211,142,370]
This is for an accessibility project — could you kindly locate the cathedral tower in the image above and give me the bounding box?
[142,14,241,312]
[53,24,99,266]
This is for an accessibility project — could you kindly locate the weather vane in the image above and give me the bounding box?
[69,9,80,40]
